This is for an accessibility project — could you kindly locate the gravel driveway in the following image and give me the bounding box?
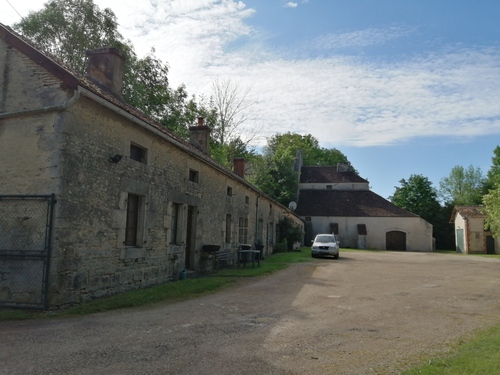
[1,251,500,375]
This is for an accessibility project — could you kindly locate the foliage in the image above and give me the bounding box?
[278,216,304,251]
[439,165,486,205]
[483,185,500,236]
[482,146,500,236]
[210,137,256,169]
[391,174,441,223]
[273,239,288,253]
[14,0,124,73]
[14,0,214,141]
[391,174,455,248]
[484,146,500,192]
[251,132,350,205]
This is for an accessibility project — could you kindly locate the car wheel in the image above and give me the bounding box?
[333,253,339,259]
[311,253,316,258]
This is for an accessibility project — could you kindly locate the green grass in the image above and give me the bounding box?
[0,249,310,321]
[402,323,500,375]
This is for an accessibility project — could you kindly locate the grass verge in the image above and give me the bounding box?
[0,249,311,321]
[401,323,500,375]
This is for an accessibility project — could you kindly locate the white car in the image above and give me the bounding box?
[311,234,340,259]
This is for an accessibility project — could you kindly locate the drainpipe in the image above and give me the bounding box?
[0,89,80,119]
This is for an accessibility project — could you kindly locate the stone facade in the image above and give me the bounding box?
[0,25,303,307]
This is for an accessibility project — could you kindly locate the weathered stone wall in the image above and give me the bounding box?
[0,38,65,195]
[1,37,303,307]
[51,97,302,305]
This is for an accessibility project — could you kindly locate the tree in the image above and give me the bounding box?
[211,79,256,146]
[482,146,500,236]
[483,186,500,236]
[14,0,124,73]
[391,174,454,249]
[14,0,214,140]
[485,146,500,192]
[391,175,441,222]
[251,133,350,206]
[208,79,259,167]
[439,165,485,205]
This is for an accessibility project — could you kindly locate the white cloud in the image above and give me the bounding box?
[310,26,417,50]
[129,3,500,148]
[284,2,298,8]
[5,0,500,150]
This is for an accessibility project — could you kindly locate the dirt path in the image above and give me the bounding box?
[1,251,499,375]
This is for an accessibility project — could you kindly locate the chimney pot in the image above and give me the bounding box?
[198,117,204,126]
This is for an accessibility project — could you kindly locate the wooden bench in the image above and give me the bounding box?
[214,249,235,269]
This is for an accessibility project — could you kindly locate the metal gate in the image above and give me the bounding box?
[0,195,55,309]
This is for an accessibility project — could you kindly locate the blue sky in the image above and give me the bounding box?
[2,0,500,199]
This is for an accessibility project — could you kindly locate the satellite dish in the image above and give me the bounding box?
[288,201,297,211]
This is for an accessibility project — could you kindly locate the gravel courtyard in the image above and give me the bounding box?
[1,251,499,375]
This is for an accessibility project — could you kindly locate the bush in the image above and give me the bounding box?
[274,239,288,253]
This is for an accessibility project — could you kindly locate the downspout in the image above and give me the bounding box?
[0,89,80,119]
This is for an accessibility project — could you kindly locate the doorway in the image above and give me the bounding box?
[386,231,406,251]
[185,205,197,269]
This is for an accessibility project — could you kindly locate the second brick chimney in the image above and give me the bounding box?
[233,157,245,178]
[86,47,125,98]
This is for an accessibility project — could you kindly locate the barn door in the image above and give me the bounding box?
[386,231,406,251]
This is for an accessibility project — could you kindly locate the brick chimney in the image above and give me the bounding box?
[233,157,245,178]
[189,117,211,155]
[86,47,125,98]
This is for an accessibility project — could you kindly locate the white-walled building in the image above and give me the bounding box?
[450,206,498,254]
[295,164,433,251]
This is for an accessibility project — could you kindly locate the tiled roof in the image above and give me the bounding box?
[295,189,418,217]
[0,23,191,152]
[450,206,486,222]
[300,166,368,184]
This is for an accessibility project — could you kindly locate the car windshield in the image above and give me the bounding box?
[315,235,335,243]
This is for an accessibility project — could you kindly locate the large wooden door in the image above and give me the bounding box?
[386,231,406,251]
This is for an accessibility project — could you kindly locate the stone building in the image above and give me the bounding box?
[295,164,433,251]
[0,24,303,308]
